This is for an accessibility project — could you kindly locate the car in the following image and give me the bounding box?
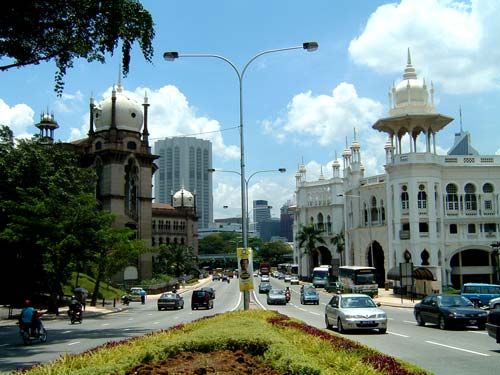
[157,293,184,310]
[489,296,500,310]
[191,290,214,310]
[261,275,270,282]
[290,276,300,285]
[259,282,273,294]
[284,274,292,283]
[128,287,146,302]
[325,281,344,294]
[221,275,229,282]
[253,272,259,277]
[277,273,285,280]
[201,287,215,299]
[460,283,500,307]
[486,308,500,344]
[212,274,220,281]
[325,293,387,334]
[414,294,488,330]
[301,288,320,305]
[267,288,287,305]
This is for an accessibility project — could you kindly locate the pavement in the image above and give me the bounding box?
[0,279,418,326]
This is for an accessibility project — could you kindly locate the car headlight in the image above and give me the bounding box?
[377,313,386,319]
[343,314,356,319]
[450,312,463,317]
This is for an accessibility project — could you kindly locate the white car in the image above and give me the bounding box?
[290,276,300,285]
[325,293,387,334]
[284,275,292,283]
[261,275,270,282]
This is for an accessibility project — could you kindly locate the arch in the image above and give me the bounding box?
[483,182,494,193]
[464,182,477,211]
[317,212,324,231]
[313,246,332,268]
[420,249,430,266]
[124,157,139,220]
[417,184,427,209]
[449,247,496,288]
[367,241,385,287]
[401,185,409,210]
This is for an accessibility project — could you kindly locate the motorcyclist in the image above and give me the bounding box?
[19,299,41,336]
[68,295,83,320]
[285,287,291,302]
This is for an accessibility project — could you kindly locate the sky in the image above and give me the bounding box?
[2,0,500,220]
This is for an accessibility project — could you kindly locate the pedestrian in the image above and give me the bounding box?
[140,289,146,304]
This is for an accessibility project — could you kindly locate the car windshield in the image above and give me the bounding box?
[162,294,176,300]
[341,296,376,308]
[261,282,271,287]
[438,295,473,307]
[305,290,317,296]
[270,289,284,295]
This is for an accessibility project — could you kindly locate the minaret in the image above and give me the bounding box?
[142,92,150,147]
[88,96,95,136]
[35,111,59,144]
[318,165,325,180]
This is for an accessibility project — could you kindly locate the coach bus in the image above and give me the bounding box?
[338,266,378,297]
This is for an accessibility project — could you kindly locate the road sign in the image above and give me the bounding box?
[237,247,254,291]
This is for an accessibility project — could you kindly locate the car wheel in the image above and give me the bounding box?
[477,323,486,330]
[416,313,425,326]
[438,315,448,330]
[379,328,387,334]
[325,315,332,329]
[337,318,345,333]
[39,328,47,343]
[158,307,161,311]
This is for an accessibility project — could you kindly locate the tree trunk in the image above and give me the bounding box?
[91,254,105,306]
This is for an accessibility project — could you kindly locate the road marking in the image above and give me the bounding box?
[426,341,490,357]
[124,328,132,331]
[297,307,308,312]
[62,330,72,334]
[403,320,416,324]
[67,341,80,346]
[467,330,488,335]
[0,343,9,347]
[153,321,160,324]
[148,313,153,316]
[309,311,321,316]
[388,331,409,337]
[101,323,110,326]
[128,318,133,321]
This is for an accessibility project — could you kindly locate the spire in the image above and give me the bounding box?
[403,48,417,80]
[407,47,411,65]
[117,64,123,92]
[459,105,463,132]
[319,165,325,180]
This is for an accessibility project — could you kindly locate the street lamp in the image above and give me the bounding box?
[337,193,374,268]
[208,166,286,308]
[490,241,500,284]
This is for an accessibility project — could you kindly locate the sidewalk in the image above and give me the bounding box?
[374,288,420,309]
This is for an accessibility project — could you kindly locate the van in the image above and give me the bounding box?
[191,290,214,310]
[461,283,500,306]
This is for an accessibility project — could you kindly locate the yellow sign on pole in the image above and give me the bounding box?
[237,247,254,291]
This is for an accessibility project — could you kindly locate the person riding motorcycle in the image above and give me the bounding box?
[68,296,83,321]
[19,299,41,336]
[285,287,291,302]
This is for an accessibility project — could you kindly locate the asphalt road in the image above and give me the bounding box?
[1,277,499,374]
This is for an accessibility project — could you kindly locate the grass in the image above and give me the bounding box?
[62,273,124,300]
[16,310,430,375]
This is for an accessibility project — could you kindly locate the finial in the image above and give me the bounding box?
[345,136,348,148]
[407,48,412,65]
[459,105,463,132]
[117,64,123,92]
[353,127,357,141]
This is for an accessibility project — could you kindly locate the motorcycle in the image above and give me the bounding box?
[121,295,130,306]
[68,308,83,324]
[285,291,291,303]
[19,320,47,345]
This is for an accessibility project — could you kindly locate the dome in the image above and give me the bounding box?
[94,86,144,132]
[173,187,195,208]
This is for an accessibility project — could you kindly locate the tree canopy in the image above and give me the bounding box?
[0,1,155,94]
[255,241,292,265]
[296,224,326,275]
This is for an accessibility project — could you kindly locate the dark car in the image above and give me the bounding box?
[157,293,184,310]
[325,281,344,294]
[486,308,500,344]
[191,290,214,310]
[267,288,287,305]
[258,282,273,294]
[212,274,220,281]
[201,287,215,299]
[414,294,488,330]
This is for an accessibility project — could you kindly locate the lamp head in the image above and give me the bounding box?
[303,42,319,52]
[278,168,286,173]
[207,168,216,172]
[163,51,179,61]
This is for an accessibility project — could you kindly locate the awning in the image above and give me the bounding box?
[386,266,435,281]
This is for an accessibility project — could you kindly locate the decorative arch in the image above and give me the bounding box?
[313,246,332,268]
[420,249,430,265]
[124,157,139,220]
[449,246,496,288]
[367,241,385,287]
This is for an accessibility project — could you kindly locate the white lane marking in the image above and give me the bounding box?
[153,321,160,324]
[62,330,72,334]
[128,318,133,321]
[297,307,308,312]
[67,341,80,346]
[309,311,321,316]
[148,313,153,316]
[467,330,488,335]
[387,317,394,320]
[403,320,416,324]
[250,290,266,310]
[124,328,132,331]
[388,331,409,338]
[101,323,110,326]
[0,343,9,347]
[231,291,244,311]
[426,341,490,357]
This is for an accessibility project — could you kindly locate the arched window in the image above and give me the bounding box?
[421,249,430,266]
[483,183,494,193]
[124,158,139,220]
[417,184,427,209]
[445,183,458,210]
[380,200,385,222]
[363,203,368,225]
[327,215,332,234]
[401,185,409,210]
[370,196,378,223]
[310,216,314,224]
[317,213,324,230]
[464,183,477,210]
[483,183,494,211]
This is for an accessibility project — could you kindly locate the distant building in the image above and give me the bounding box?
[280,202,294,241]
[253,199,271,236]
[154,137,213,228]
[260,218,281,242]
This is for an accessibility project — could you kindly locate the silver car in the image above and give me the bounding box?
[324,294,387,334]
[489,296,500,310]
[267,288,287,305]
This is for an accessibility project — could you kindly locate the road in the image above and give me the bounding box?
[0,277,499,374]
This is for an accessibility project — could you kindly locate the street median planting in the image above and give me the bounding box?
[15,310,429,375]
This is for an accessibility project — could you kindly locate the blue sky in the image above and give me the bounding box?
[2,0,500,220]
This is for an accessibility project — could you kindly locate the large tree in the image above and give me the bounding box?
[155,244,197,278]
[255,241,292,266]
[296,224,326,277]
[0,1,154,94]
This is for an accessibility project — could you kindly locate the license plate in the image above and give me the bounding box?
[360,321,375,325]
[469,319,477,325]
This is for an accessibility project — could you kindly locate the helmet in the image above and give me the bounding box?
[24,299,31,306]
[71,295,76,299]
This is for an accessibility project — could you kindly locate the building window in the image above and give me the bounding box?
[417,185,427,209]
[401,185,409,210]
[483,183,494,193]
[95,141,102,150]
[370,196,378,223]
[464,183,477,210]
[127,141,137,150]
[484,223,496,233]
[445,183,459,210]
[419,222,429,233]
[449,224,457,234]
[421,249,430,266]
[468,223,476,233]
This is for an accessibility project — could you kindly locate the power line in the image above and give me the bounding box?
[148,125,239,141]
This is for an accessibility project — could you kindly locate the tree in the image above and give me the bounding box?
[0,1,155,94]
[155,244,197,278]
[256,241,292,265]
[296,224,326,277]
[330,231,345,266]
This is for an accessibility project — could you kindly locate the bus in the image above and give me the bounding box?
[259,262,271,276]
[338,266,378,297]
[312,265,333,288]
[278,263,299,275]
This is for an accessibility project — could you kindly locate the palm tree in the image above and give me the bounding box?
[296,224,326,278]
[330,230,345,266]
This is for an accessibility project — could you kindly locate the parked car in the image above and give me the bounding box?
[414,294,488,330]
[259,282,273,294]
[486,308,500,344]
[129,287,146,302]
[201,287,215,299]
[460,283,500,307]
[157,293,184,310]
[290,276,300,285]
[301,288,320,305]
[284,274,292,283]
[267,288,287,305]
[325,281,344,294]
[191,290,214,310]
[489,296,500,310]
[325,293,387,334]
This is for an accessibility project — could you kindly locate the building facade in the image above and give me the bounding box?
[253,199,271,236]
[154,137,213,229]
[293,51,500,290]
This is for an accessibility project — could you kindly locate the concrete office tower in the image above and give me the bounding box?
[154,137,213,228]
[253,199,271,236]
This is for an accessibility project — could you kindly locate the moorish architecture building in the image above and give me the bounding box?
[293,50,500,292]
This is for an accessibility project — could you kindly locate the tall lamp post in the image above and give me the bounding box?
[491,241,500,284]
[210,167,286,308]
[165,43,317,309]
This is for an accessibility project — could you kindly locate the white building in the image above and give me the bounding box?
[293,51,500,291]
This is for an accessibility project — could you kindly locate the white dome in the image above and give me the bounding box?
[94,86,143,132]
[173,187,195,208]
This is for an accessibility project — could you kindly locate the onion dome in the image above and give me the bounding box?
[173,187,195,208]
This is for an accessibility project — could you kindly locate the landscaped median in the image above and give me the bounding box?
[16,310,429,375]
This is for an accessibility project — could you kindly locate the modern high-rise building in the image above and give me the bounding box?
[154,137,213,228]
[253,199,271,235]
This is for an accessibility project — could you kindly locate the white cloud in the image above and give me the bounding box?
[349,0,500,94]
[0,99,35,139]
[261,82,384,146]
[53,90,84,114]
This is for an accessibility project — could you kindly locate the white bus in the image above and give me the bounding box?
[338,266,378,297]
[312,265,332,288]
